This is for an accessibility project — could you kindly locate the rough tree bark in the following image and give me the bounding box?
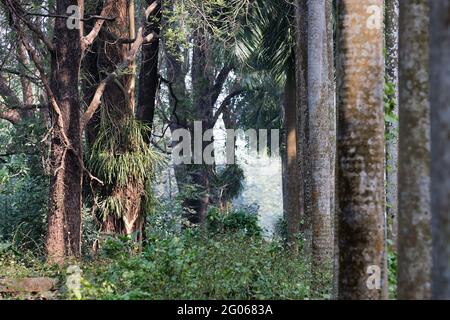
[295,0,309,255]
[83,0,151,240]
[397,0,431,300]
[308,0,334,274]
[46,0,83,263]
[326,0,338,299]
[336,0,387,299]
[385,0,399,251]
[430,0,450,300]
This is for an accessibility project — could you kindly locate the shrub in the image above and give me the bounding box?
[206,206,262,237]
[79,232,315,300]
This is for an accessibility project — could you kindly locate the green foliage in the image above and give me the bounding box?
[89,119,162,188]
[207,206,261,237]
[235,72,283,132]
[387,240,398,299]
[79,231,314,300]
[384,81,399,143]
[233,0,295,83]
[0,117,48,251]
[213,164,245,203]
[88,117,163,220]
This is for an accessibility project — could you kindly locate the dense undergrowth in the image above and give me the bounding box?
[0,208,332,300]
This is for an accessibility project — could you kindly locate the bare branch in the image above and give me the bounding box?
[81,0,115,51]
[211,66,234,105]
[25,12,115,22]
[211,89,244,125]
[0,68,40,83]
[2,0,55,51]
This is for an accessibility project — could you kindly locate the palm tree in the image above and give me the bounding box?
[234,0,303,253]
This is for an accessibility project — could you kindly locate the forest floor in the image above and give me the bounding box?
[0,231,332,300]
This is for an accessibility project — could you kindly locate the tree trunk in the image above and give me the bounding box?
[137,0,161,138]
[283,71,301,254]
[327,0,339,299]
[397,0,431,300]
[308,0,334,275]
[385,0,399,252]
[46,0,83,264]
[295,0,309,255]
[83,0,147,240]
[17,42,34,119]
[188,28,216,226]
[336,0,387,299]
[430,0,450,300]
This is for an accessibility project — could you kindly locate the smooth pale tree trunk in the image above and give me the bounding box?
[295,0,309,255]
[336,0,387,300]
[397,0,431,300]
[308,0,333,275]
[47,0,83,264]
[284,71,302,254]
[385,0,399,251]
[430,0,450,300]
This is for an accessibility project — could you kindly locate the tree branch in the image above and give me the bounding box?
[0,67,40,83]
[81,2,160,129]
[81,0,115,51]
[0,74,23,109]
[2,0,55,52]
[210,66,234,105]
[0,103,22,124]
[211,89,244,126]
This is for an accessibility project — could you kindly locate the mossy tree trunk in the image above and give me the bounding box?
[83,0,150,241]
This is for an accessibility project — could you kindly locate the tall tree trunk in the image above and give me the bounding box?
[295,0,309,255]
[327,0,339,299]
[308,0,334,275]
[397,0,431,300]
[46,0,83,264]
[137,0,161,137]
[84,0,147,240]
[385,0,399,252]
[283,71,301,254]
[430,0,450,300]
[189,28,216,226]
[336,0,387,299]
